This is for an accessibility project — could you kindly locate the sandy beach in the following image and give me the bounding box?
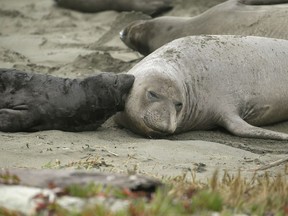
[1,0,288,182]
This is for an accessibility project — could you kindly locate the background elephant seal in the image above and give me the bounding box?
[120,0,288,55]
[54,0,173,16]
[115,35,288,140]
[240,0,287,4]
[0,69,134,132]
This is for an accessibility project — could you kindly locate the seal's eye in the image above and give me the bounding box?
[147,91,159,101]
[175,102,183,112]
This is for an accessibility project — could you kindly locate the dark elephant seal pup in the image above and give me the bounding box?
[54,0,172,16]
[115,35,288,140]
[120,0,288,55]
[0,69,134,132]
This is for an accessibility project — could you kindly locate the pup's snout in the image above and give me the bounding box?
[119,28,127,41]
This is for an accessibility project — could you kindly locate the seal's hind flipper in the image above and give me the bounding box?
[239,0,288,5]
[0,108,34,132]
[220,114,288,140]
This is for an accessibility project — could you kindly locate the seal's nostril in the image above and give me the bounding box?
[119,29,127,40]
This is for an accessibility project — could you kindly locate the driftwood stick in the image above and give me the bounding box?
[249,157,288,172]
[0,168,162,192]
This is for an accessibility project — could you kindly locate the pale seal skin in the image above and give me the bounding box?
[54,0,173,16]
[0,69,134,132]
[115,35,288,140]
[120,0,288,55]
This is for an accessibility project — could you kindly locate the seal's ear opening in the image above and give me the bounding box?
[113,76,119,87]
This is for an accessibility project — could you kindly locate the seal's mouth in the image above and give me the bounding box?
[143,119,175,139]
[143,114,176,137]
[146,130,168,139]
[114,93,129,111]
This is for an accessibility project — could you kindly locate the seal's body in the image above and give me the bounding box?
[115,35,288,140]
[54,0,172,16]
[0,69,134,132]
[120,0,288,55]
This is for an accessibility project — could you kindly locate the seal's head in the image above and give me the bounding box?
[120,16,184,55]
[82,73,135,111]
[115,69,184,138]
[129,0,173,16]
[120,20,153,56]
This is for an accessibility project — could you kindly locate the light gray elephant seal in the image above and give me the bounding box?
[120,0,288,55]
[54,0,173,16]
[0,69,134,132]
[115,35,288,140]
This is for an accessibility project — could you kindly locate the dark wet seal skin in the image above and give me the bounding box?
[0,68,134,132]
[54,0,173,16]
[120,20,153,55]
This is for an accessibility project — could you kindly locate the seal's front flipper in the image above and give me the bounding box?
[220,114,288,140]
[239,0,288,5]
[0,108,33,132]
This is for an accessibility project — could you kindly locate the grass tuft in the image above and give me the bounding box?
[2,169,288,215]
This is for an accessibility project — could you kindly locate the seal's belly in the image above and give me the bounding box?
[241,100,288,126]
